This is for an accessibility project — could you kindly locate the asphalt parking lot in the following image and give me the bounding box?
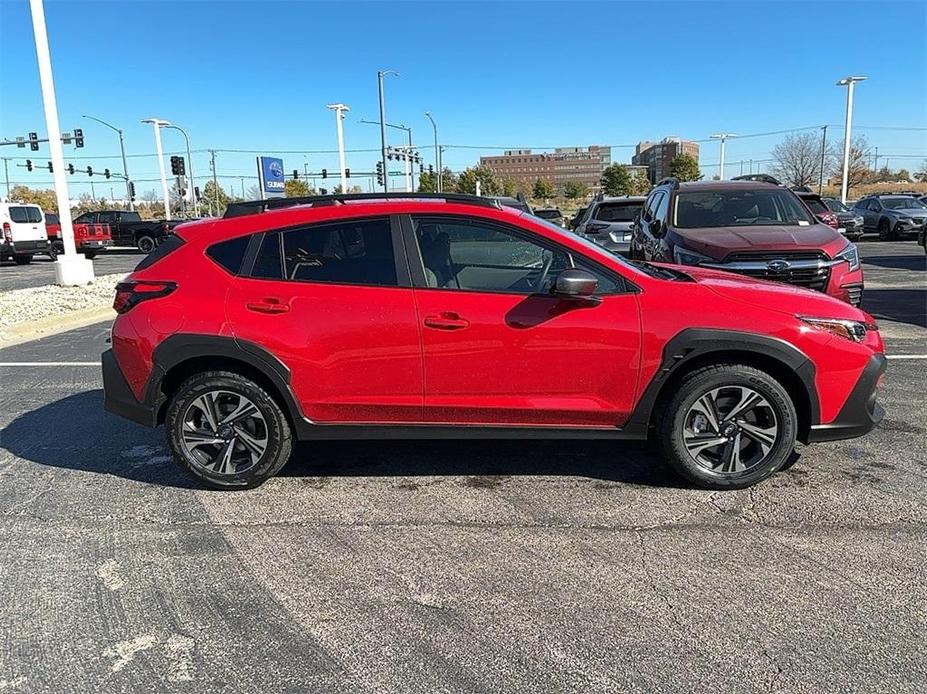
[0,241,924,693]
[0,248,141,292]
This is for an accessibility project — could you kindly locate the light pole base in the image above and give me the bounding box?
[54,254,95,286]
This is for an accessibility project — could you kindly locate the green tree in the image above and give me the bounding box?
[8,185,58,212]
[915,160,927,182]
[600,164,634,196]
[532,178,555,199]
[285,178,313,197]
[897,169,910,182]
[631,171,652,196]
[563,180,589,199]
[201,180,230,217]
[440,167,458,193]
[669,154,702,181]
[500,176,519,197]
[456,165,501,195]
[418,170,438,192]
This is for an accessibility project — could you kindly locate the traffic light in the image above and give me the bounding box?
[128,181,136,200]
[428,164,434,175]
[104,169,111,179]
[376,161,384,186]
[73,128,84,148]
[29,132,39,152]
[293,169,299,179]
[170,156,185,176]
[345,168,350,178]
[68,164,75,174]
[194,186,200,198]
[26,160,33,172]
[320,188,328,195]
[47,161,53,173]
[321,168,328,179]
[87,166,93,176]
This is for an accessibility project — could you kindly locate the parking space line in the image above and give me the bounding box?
[0,362,101,366]
[886,355,927,360]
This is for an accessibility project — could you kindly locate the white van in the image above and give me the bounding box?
[0,203,49,265]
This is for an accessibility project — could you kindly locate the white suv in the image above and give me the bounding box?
[0,203,49,265]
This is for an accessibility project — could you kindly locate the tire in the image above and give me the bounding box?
[878,218,895,242]
[658,363,798,490]
[47,242,59,261]
[82,250,98,260]
[137,235,156,254]
[13,254,32,265]
[166,371,293,489]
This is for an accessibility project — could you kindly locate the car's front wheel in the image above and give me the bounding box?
[166,371,293,489]
[658,364,797,489]
[878,218,895,241]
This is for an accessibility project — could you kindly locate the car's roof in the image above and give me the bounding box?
[674,180,787,192]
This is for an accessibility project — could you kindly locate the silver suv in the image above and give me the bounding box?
[573,196,645,256]
[853,195,927,241]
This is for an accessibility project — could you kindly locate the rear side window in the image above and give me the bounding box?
[594,203,642,222]
[9,206,43,223]
[207,235,250,274]
[252,233,283,279]
[803,198,828,214]
[274,217,397,286]
[134,235,185,271]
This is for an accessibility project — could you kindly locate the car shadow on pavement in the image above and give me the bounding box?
[862,253,927,271]
[863,288,927,328]
[2,390,686,489]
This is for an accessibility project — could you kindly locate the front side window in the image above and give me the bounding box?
[867,200,881,211]
[412,216,620,294]
[255,217,397,287]
[673,189,814,229]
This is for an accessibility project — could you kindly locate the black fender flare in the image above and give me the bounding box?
[621,328,820,438]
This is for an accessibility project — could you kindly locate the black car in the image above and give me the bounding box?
[534,207,565,226]
[73,210,179,253]
[823,198,865,240]
[487,196,533,215]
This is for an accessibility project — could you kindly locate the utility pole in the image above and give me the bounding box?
[83,114,133,210]
[377,70,398,193]
[210,149,219,215]
[2,158,10,199]
[142,118,171,219]
[163,124,196,215]
[327,103,350,194]
[425,111,440,192]
[838,76,867,203]
[818,124,828,194]
[711,133,736,180]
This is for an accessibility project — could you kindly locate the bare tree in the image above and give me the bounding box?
[834,135,872,195]
[770,132,834,188]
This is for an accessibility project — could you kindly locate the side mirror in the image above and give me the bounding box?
[553,268,598,299]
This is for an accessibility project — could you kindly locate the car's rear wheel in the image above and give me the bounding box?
[166,371,293,489]
[658,364,797,489]
[878,218,895,241]
[137,235,156,253]
[13,254,32,265]
[82,250,98,260]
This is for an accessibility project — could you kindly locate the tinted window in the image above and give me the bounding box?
[45,213,59,225]
[674,189,813,228]
[594,203,642,222]
[643,192,663,221]
[882,197,926,210]
[803,197,828,214]
[280,217,396,286]
[74,213,94,224]
[867,200,881,211]
[9,206,42,223]
[207,235,250,274]
[134,235,185,271]
[412,216,620,295]
[252,233,283,279]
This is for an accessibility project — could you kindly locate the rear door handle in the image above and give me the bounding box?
[246,298,290,314]
[423,312,470,330]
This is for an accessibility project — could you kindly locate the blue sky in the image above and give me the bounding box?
[1,0,925,198]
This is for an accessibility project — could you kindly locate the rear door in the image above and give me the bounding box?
[225,214,424,424]
[405,213,641,427]
[8,205,46,242]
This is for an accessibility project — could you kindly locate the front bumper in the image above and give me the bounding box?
[102,349,158,427]
[806,353,886,443]
[894,220,925,236]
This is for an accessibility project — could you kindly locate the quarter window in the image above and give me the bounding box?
[207,235,250,274]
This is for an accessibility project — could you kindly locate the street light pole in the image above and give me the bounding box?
[424,111,440,192]
[837,76,867,203]
[710,133,736,180]
[377,70,398,193]
[83,114,133,210]
[327,103,350,194]
[162,124,196,216]
[141,118,171,219]
[818,124,828,194]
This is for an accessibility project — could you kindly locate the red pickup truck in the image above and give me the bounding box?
[45,212,112,259]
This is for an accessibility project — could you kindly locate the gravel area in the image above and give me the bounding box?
[0,272,124,333]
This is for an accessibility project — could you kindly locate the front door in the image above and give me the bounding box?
[407,214,641,427]
[226,215,423,424]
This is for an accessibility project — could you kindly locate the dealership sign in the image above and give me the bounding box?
[257,156,285,198]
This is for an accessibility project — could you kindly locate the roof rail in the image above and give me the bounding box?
[731,173,782,185]
[223,192,502,218]
[656,177,680,189]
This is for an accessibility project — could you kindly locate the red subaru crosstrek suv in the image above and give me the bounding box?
[102,193,886,490]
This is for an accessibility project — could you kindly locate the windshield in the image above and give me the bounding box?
[674,189,814,228]
[824,198,849,213]
[534,209,562,220]
[882,197,927,210]
[594,202,642,222]
[45,213,59,225]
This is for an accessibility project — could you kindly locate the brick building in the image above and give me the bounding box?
[632,137,700,183]
[480,146,612,194]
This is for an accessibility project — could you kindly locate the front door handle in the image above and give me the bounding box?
[246,298,290,314]
[423,312,470,330]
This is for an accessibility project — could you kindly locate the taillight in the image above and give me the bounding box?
[2,222,11,244]
[113,280,177,314]
[585,223,609,233]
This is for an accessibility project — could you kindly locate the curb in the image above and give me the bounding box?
[0,305,115,348]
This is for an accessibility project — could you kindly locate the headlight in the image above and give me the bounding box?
[799,316,875,342]
[673,246,713,266]
[834,243,860,271]
[854,216,864,225]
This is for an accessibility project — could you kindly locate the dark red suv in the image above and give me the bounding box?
[102,193,885,491]
[630,179,865,306]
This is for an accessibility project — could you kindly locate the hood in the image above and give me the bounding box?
[676,223,845,260]
[676,265,868,321]
[888,208,926,219]
[835,211,861,221]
